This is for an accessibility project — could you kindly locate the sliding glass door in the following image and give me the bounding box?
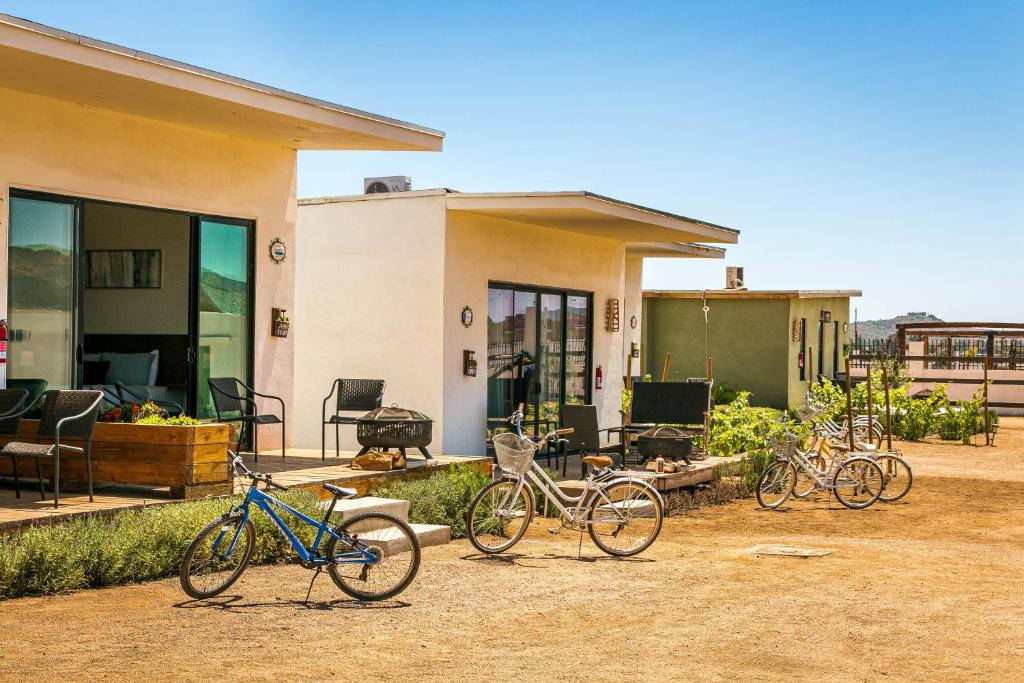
[486,283,592,437]
[194,219,253,419]
[7,193,81,390]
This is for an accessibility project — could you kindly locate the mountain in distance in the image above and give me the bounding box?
[854,312,944,340]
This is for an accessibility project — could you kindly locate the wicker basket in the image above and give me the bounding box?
[770,432,800,461]
[491,432,537,475]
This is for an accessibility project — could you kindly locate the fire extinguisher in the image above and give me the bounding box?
[798,351,804,369]
[595,365,603,391]
[0,319,7,365]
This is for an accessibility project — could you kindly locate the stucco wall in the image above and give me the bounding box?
[442,210,626,455]
[622,256,644,379]
[0,85,297,444]
[292,195,448,452]
[785,296,851,405]
[642,296,790,407]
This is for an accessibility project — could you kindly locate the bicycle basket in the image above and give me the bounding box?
[769,432,800,460]
[492,432,538,474]
[795,405,822,423]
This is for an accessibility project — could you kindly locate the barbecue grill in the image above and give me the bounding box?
[636,426,694,465]
[356,405,433,460]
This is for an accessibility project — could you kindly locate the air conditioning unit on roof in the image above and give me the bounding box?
[364,176,412,194]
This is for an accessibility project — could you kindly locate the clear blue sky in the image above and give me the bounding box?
[4,1,1021,321]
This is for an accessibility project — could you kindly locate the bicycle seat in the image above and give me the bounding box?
[322,483,357,499]
[582,455,614,469]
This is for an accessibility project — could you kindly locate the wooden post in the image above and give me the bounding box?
[845,357,855,451]
[626,352,634,391]
[660,353,671,382]
[984,356,991,446]
[706,356,713,382]
[881,353,893,451]
[866,360,874,444]
[808,347,814,390]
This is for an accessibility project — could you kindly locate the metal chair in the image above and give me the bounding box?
[0,389,104,508]
[0,388,28,438]
[115,382,185,417]
[320,379,385,460]
[208,377,285,462]
[560,404,625,477]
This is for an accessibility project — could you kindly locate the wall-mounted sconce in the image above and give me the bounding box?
[821,310,832,323]
[843,322,849,333]
[271,307,290,338]
[631,341,640,358]
[463,350,478,377]
[605,299,620,332]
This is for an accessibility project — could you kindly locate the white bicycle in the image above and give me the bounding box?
[468,408,664,557]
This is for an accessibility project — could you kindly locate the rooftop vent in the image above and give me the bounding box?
[725,266,745,290]
[364,176,412,194]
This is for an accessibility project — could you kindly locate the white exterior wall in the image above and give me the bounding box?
[623,255,644,379]
[292,195,448,451]
[442,210,627,455]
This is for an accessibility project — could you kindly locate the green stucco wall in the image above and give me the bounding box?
[785,297,852,407]
[641,297,791,407]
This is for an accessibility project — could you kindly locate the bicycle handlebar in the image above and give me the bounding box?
[228,451,289,491]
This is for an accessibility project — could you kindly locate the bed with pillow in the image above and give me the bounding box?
[83,335,189,409]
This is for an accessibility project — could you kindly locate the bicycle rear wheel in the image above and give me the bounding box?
[467,479,534,554]
[327,512,421,601]
[587,480,663,557]
[179,512,255,599]
[793,455,825,499]
[756,461,796,509]
[875,454,913,502]
[832,457,884,509]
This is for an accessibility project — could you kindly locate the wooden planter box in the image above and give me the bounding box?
[0,421,234,500]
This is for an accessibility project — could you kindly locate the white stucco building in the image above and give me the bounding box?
[293,188,738,456]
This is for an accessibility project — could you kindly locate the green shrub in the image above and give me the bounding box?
[372,463,490,539]
[0,489,322,600]
[705,391,803,457]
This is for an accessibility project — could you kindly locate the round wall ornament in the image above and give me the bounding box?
[269,238,287,264]
[461,306,474,328]
[630,315,639,329]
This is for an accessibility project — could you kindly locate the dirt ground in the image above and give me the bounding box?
[2,420,1023,682]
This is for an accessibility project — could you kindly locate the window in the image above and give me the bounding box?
[486,284,592,437]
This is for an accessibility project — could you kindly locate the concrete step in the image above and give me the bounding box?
[318,496,410,522]
[408,523,451,549]
[354,522,451,554]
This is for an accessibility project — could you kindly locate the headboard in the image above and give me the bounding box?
[84,334,189,387]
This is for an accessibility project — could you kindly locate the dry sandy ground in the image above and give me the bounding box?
[2,420,1023,682]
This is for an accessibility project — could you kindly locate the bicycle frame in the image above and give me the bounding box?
[217,483,375,567]
[502,460,648,526]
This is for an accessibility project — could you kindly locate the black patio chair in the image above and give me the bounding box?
[560,404,626,478]
[115,382,185,417]
[0,389,103,508]
[320,379,385,461]
[208,377,285,462]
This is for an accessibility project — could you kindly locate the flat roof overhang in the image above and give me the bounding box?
[645,289,862,300]
[445,191,738,245]
[625,243,726,259]
[0,14,444,151]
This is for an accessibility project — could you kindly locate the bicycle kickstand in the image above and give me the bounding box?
[304,566,323,604]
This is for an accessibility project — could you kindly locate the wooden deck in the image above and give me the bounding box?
[0,449,490,531]
[557,454,746,495]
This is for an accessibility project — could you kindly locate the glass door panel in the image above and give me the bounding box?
[7,196,78,390]
[196,219,252,418]
[565,294,589,404]
[486,288,514,437]
[537,293,563,427]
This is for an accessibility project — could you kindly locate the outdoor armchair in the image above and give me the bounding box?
[115,382,185,417]
[208,377,285,462]
[560,404,627,477]
[0,389,104,508]
[320,379,385,460]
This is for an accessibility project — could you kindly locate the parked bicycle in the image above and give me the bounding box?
[796,402,913,503]
[180,452,421,601]
[756,418,885,510]
[468,407,664,557]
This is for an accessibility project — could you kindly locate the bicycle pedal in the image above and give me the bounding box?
[547,526,561,535]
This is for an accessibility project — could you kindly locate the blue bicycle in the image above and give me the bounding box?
[179,452,420,601]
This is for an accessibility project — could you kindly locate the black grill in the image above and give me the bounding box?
[637,426,694,465]
[356,406,433,460]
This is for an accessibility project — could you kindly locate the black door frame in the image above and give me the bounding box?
[8,188,255,415]
[487,281,594,432]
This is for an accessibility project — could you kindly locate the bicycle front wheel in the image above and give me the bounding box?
[327,512,421,601]
[876,454,913,502]
[756,461,796,509]
[587,480,663,557]
[467,479,534,554]
[179,512,255,600]
[832,457,884,509]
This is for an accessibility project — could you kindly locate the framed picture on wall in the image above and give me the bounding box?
[86,250,162,289]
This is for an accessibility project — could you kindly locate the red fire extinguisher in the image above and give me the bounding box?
[0,319,8,365]
[798,351,804,369]
[595,365,603,391]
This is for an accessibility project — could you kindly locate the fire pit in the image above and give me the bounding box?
[637,426,694,465]
[356,405,433,460]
